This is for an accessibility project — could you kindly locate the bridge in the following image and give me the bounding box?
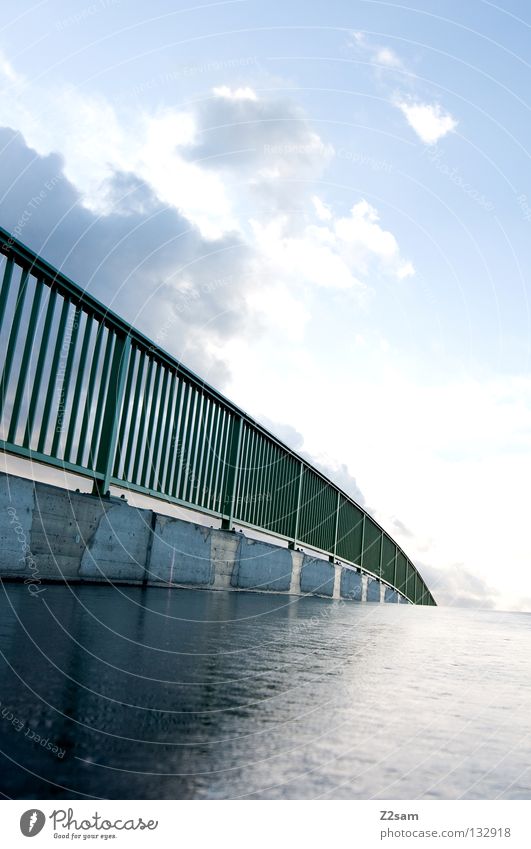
[0,226,435,606]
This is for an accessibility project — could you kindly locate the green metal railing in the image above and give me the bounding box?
[0,226,435,605]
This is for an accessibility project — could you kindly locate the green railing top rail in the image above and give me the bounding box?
[0,225,436,605]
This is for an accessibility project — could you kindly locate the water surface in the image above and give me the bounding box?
[0,583,529,799]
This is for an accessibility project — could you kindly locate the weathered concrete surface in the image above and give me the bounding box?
[30,485,106,580]
[149,515,213,586]
[289,550,303,595]
[0,471,411,605]
[332,564,341,600]
[232,537,292,591]
[300,556,335,597]
[384,586,399,603]
[366,576,381,603]
[80,501,150,583]
[211,530,239,590]
[340,567,362,601]
[0,474,34,576]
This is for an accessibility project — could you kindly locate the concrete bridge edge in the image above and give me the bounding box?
[0,472,411,605]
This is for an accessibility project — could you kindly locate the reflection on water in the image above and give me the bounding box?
[0,583,530,799]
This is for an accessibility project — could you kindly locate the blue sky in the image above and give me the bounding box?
[1,0,531,609]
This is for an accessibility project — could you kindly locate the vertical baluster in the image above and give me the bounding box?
[37,298,70,455]
[202,401,222,512]
[88,331,114,470]
[51,306,81,457]
[172,380,193,499]
[112,344,137,479]
[23,288,57,448]
[94,333,131,495]
[140,360,161,488]
[155,369,177,494]
[0,257,15,336]
[0,267,30,423]
[329,490,340,563]
[122,350,145,481]
[163,375,184,496]
[289,462,303,549]
[177,384,198,501]
[76,321,104,466]
[7,278,43,444]
[131,355,154,484]
[216,411,230,518]
[147,365,169,491]
[378,532,384,580]
[221,415,243,531]
[194,396,213,508]
[183,390,204,505]
[148,366,170,490]
[360,513,366,572]
[64,314,93,462]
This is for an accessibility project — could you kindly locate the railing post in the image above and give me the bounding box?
[329,490,340,562]
[407,562,413,604]
[221,415,243,530]
[93,333,131,497]
[360,512,366,570]
[289,460,303,550]
[0,256,14,336]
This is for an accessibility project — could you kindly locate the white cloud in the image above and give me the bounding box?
[137,110,237,239]
[374,47,402,68]
[248,198,413,298]
[347,37,457,148]
[334,200,414,278]
[212,85,258,101]
[0,48,21,83]
[397,100,458,144]
[250,216,363,291]
[349,31,366,47]
[348,32,404,72]
[245,279,311,342]
[0,84,128,200]
[187,86,334,202]
[396,260,415,279]
[0,78,239,239]
[312,195,332,221]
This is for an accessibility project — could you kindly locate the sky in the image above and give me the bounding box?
[1,0,531,610]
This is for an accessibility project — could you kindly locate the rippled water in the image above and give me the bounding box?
[0,583,529,799]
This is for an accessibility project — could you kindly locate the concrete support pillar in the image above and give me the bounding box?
[332,563,341,600]
[211,529,239,590]
[289,550,303,595]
